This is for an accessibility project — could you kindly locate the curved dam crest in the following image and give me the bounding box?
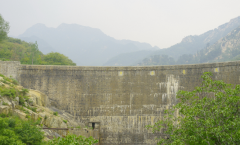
[1,61,240,144]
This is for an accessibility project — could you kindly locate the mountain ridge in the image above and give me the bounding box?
[105,16,240,66]
[137,24,240,66]
[18,23,157,66]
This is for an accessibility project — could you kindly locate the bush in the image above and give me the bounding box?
[30,107,37,112]
[47,134,98,145]
[15,118,44,144]
[63,120,67,123]
[26,106,37,113]
[147,72,240,144]
[53,112,58,116]
[19,95,25,106]
[20,88,29,96]
[0,88,16,98]
[0,115,44,145]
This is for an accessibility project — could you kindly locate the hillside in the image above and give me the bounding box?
[0,37,76,66]
[18,23,157,66]
[138,24,240,66]
[105,16,240,66]
[190,25,240,64]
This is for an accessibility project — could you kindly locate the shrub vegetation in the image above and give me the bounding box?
[147,72,240,144]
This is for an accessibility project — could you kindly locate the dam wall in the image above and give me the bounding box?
[1,61,240,144]
[0,61,20,79]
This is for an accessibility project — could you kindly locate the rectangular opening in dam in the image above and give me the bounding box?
[92,123,95,130]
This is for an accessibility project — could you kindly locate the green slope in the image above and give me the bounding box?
[0,37,76,66]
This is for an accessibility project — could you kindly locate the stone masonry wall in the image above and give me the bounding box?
[0,61,20,79]
[1,61,240,144]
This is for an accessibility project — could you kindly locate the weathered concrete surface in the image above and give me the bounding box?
[2,61,240,144]
[0,61,20,79]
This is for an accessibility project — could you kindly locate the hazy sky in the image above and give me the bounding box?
[0,0,240,48]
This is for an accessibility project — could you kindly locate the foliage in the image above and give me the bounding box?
[147,72,240,145]
[47,134,98,145]
[0,14,9,42]
[41,52,76,66]
[0,74,18,85]
[63,120,67,123]
[0,37,76,66]
[0,14,75,65]
[19,95,25,106]
[29,107,37,112]
[2,101,8,105]
[0,88,17,98]
[0,115,44,145]
[20,88,29,96]
[53,112,58,116]
[10,76,19,85]
[0,74,30,102]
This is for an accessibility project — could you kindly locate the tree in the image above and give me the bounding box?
[147,72,240,145]
[0,116,44,145]
[42,52,76,66]
[29,41,40,65]
[0,14,9,42]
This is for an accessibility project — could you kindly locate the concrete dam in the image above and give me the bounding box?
[1,61,240,144]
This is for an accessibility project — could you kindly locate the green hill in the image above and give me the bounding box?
[0,37,76,66]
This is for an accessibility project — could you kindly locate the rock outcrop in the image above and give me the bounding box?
[0,74,96,141]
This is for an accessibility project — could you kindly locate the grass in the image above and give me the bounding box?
[2,101,8,105]
[25,115,30,119]
[0,74,19,85]
[20,88,29,96]
[0,88,17,98]
[10,77,18,85]
[53,112,58,116]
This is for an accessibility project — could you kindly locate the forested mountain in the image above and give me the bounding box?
[106,16,240,66]
[18,23,157,66]
[138,24,240,66]
[0,37,76,66]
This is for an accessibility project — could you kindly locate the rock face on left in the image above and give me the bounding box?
[0,73,98,141]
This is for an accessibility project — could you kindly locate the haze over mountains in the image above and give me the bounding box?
[18,16,240,66]
[106,16,240,66]
[18,24,157,66]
